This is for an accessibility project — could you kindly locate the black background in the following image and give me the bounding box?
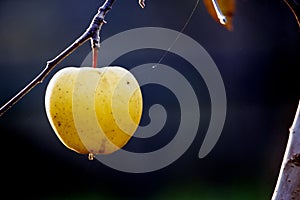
[0,0,299,199]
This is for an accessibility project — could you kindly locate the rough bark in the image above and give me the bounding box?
[272,100,300,199]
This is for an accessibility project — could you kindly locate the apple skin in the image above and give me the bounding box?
[45,66,143,156]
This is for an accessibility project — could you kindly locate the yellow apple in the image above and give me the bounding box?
[45,66,143,159]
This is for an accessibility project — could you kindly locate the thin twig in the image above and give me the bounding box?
[0,0,116,117]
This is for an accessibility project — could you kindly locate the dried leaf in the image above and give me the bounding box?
[284,0,300,28]
[203,0,236,31]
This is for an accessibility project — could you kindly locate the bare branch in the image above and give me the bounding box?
[0,0,116,117]
[139,0,146,8]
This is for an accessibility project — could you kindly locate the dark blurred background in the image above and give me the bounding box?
[0,0,299,199]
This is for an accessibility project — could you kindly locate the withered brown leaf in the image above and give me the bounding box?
[203,0,235,31]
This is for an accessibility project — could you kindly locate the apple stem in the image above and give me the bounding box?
[0,0,120,117]
[92,47,99,68]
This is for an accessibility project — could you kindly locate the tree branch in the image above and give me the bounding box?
[0,0,116,117]
[272,100,300,199]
